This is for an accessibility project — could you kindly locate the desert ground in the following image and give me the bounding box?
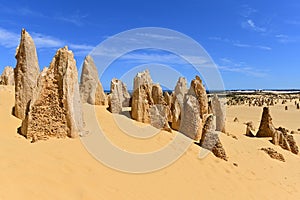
[1,85,300,200]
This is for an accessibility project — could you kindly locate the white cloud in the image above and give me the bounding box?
[218,58,267,77]
[275,34,298,44]
[0,27,19,48]
[0,27,95,56]
[69,44,94,51]
[120,52,186,65]
[233,42,272,50]
[31,32,64,48]
[54,13,88,27]
[243,19,266,32]
[209,36,271,51]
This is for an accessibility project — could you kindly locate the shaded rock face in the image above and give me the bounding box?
[256,107,276,137]
[133,69,152,91]
[200,115,227,161]
[261,148,285,162]
[188,75,208,119]
[171,98,181,130]
[164,92,173,122]
[149,104,172,132]
[0,66,14,85]
[272,127,299,155]
[131,84,153,123]
[108,78,131,113]
[21,46,85,141]
[14,29,40,120]
[178,76,208,140]
[202,114,216,134]
[80,55,106,105]
[164,92,172,108]
[152,84,165,105]
[171,77,188,130]
[245,121,256,137]
[211,94,226,133]
[179,94,202,141]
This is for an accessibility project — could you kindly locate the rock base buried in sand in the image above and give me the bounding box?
[245,121,256,137]
[179,94,202,141]
[256,107,276,137]
[21,46,85,142]
[272,127,299,155]
[211,94,226,133]
[108,78,131,113]
[200,131,227,161]
[0,66,14,86]
[200,114,227,161]
[149,104,172,132]
[261,147,285,162]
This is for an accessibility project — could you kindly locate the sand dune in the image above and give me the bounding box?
[1,85,300,199]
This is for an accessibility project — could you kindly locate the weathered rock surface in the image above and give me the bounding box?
[0,66,14,85]
[108,78,131,113]
[256,107,276,137]
[179,94,202,140]
[178,76,208,140]
[164,92,172,108]
[149,104,171,132]
[133,69,152,91]
[202,114,216,134]
[171,77,188,130]
[14,29,40,120]
[188,75,208,119]
[171,98,181,130]
[131,84,153,123]
[152,83,165,105]
[200,114,227,161]
[211,94,226,133]
[80,55,106,105]
[245,121,256,137]
[164,92,173,122]
[261,147,285,162]
[20,46,85,142]
[272,127,299,155]
[173,77,188,106]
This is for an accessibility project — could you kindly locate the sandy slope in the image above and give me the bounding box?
[0,85,300,200]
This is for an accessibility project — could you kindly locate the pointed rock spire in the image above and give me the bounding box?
[14,28,40,119]
[21,46,85,141]
[80,55,106,105]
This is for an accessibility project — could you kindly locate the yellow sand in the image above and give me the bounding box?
[0,85,300,200]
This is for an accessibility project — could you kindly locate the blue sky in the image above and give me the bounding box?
[0,0,300,90]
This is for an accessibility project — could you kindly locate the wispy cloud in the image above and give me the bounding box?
[218,57,267,77]
[0,27,94,55]
[233,42,272,50]
[120,51,189,65]
[31,32,64,48]
[54,12,88,27]
[0,27,20,48]
[209,36,272,51]
[275,34,300,44]
[242,19,266,33]
[93,48,213,67]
